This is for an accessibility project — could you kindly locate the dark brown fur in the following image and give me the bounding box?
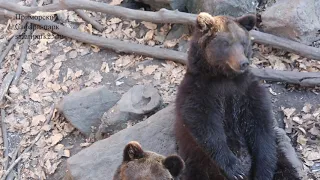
[175,12,300,180]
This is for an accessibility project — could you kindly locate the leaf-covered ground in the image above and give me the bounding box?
[0,1,319,179]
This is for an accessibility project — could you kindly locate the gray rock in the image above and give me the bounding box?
[179,0,258,17]
[95,104,131,140]
[261,0,320,45]
[166,24,190,41]
[118,85,161,114]
[65,105,176,180]
[57,86,120,136]
[136,0,171,10]
[96,85,161,140]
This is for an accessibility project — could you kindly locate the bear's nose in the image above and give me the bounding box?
[240,60,249,70]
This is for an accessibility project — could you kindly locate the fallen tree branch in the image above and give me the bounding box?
[0,21,27,68]
[1,109,9,170]
[0,8,15,18]
[28,19,187,64]
[75,9,104,32]
[27,19,320,86]
[0,0,320,61]
[250,30,320,61]
[6,144,21,180]
[12,26,32,85]
[1,104,55,180]
[0,71,15,105]
[251,68,320,87]
[0,0,195,24]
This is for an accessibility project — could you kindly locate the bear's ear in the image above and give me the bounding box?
[163,155,185,177]
[196,12,215,32]
[123,141,145,162]
[236,14,256,31]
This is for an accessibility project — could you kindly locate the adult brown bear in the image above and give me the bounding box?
[175,12,300,180]
[113,141,185,180]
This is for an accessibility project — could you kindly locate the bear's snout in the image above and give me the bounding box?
[240,59,249,71]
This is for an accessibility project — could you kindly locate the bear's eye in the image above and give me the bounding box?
[241,41,248,47]
[221,40,230,47]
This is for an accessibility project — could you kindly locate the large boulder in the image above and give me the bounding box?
[65,105,176,180]
[57,86,120,136]
[261,0,320,45]
[172,0,258,17]
[124,0,258,17]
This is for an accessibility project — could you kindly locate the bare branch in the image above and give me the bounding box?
[0,0,319,60]
[75,10,104,32]
[27,19,320,86]
[1,109,9,170]
[0,21,27,68]
[28,19,187,64]
[0,71,15,105]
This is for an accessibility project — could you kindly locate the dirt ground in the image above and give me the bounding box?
[0,1,319,180]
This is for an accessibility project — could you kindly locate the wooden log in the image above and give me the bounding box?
[0,0,196,24]
[251,68,320,87]
[250,30,320,61]
[28,19,187,64]
[27,19,320,86]
[0,8,15,18]
[0,0,319,61]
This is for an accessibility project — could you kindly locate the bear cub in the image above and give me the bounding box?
[175,12,300,180]
[113,141,185,180]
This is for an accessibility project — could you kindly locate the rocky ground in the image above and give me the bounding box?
[0,0,319,180]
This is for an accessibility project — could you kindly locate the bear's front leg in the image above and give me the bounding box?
[179,103,246,180]
[246,83,277,180]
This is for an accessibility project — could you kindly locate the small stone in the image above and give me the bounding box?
[118,85,161,114]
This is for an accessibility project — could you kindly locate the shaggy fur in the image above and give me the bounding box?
[113,141,185,180]
[175,12,300,180]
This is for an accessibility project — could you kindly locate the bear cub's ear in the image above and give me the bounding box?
[163,155,185,177]
[236,14,256,31]
[196,12,215,32]
[123,141,145,162]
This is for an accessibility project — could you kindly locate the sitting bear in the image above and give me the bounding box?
[113,141,185,180]
[175,12,300,180]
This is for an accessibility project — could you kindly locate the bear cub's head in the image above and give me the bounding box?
[189,12,256,76]
[113,141,185,180]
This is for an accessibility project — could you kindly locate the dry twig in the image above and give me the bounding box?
[0,21,27,68]
[6,144,21,180]
[1,109,9,170]
[12,27,32,85]
[0,71,15,105]
[75,9,104,32]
